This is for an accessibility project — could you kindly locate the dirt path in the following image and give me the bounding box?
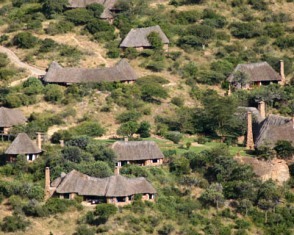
[0,46,46,76]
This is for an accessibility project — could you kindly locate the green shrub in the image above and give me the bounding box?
[65,8,94,25]
[165,131,183,144]
[230,22,262,38]
[116,110,142,123]
[86,3,104,17]
[13,32,38,48]
[46,21,74,35]
[1,214,30,232]
[0,68,17,81]
[0,53,9,67]
[39,38,58,53]
[23,77,44,95]
[75,224,95,235]
[171,97,184,107]
[169,156,190,175]
[44,84,64,103]
[136,121,151,138]
[275,35,294,49]
[71,121,105,137]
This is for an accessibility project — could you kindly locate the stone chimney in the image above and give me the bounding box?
[246,112,254,150]
[36,132,42,150]
[228,84,232,96]
[59,140,64,147]
[280,60,285,84]
[45,167,51,200]
[258,101,266,120]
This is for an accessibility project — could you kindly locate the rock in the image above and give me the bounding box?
[234,156,290,185]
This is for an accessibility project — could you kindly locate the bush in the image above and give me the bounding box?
[136,121,151,138]
[86,19,114,35]
[65,8,94,25]
[43,198,80,215]
[1,214,30,232]
[46,21,74,35]
[44,84,64,103]
[147,32,163,50]
[230,22,261,38]
[75,224,95,235]
[23,77,44,95]
[0,53,9,67]
[171,97,184,107]
[169,156,190,175]
[116,110,142,123]
[39,38,58,53]
[13,32,38,48]
[71,121,105,137]
[165,131,183,144]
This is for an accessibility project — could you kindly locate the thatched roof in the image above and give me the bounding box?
[255,115,294,148]
[42,59,138,84]
[100,8,114,19]
[112,141,164,161]
[120,25,170,48]
[0,107,26,128]
[227,62,282,83]
[53,170,156,197]
[5,133,42,155]
[68,0,117,9]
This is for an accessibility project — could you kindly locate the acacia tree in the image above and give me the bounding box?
[200,183,225,211]
[147,32,163,50]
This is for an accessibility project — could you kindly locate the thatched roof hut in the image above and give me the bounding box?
[254,115,294,148]
[52,170,156,197]
[120,25,170,48]
[227,62,282,83]
[0,107,26,128]
[68,0,117,9]
[112,141,164,161]
[42,59,138,84]
[5,133,42,155]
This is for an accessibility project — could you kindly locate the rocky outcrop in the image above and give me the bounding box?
[234,157,290,185]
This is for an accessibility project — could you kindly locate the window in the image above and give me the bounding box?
[152,159,158,163]
[28,154,33,161]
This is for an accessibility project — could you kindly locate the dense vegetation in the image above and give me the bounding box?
[0,0,293,234]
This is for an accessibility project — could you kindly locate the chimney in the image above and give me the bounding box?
[280,60,285,84]
[36,132,42,150]
[228,84,232,96]
[258,101,266,119]
[124,137,128,142]
[246,112,254,150]
[59,140,64,147]
[45,167,51,199]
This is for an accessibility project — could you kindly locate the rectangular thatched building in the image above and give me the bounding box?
[112,141,164,167]
[42,59,138,85]
[0,107,26,134]
[47,168,156,205]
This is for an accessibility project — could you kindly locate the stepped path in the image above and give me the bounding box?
[0,46,46,86]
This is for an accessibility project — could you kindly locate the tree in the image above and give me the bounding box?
[200,183,225,210]
[117,121,139,137]
[42,0,68,18]
[86,3,104,17]
[71,122,105,137]
[1,214,30,232]
[169,156,190,175]
[232,71,250,89]
[147,32,163,50]
[62,146,83,163]
[136,121,151,138]
[274,140,294,159]
[238,199,253,216]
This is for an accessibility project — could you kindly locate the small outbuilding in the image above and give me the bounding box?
[120,25,170,51]
[227,61,284,90]
[112,141,164,168]
[0,107,26,135]
[47,168,156,205]
[42,59,138,85]
[5,133,42,162]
